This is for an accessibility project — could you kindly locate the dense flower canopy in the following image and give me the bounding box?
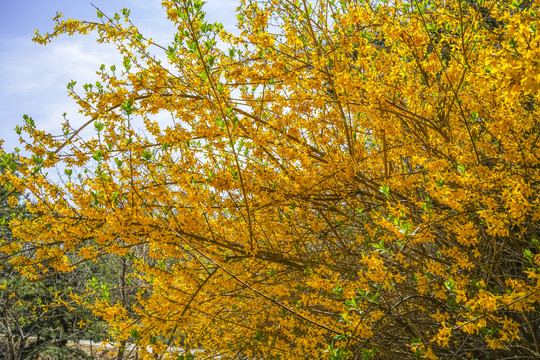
[1,0,539,359]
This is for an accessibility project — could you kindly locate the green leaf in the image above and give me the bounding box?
[121,98,135,115]
[216,83,224,93]
[32,155,43,165]
[141,150,152,161]
[94,121,104,132]
[67,79,77,90]
[444,278,455,292]
[206,55,215,67]
[215,116,225,128]
[123,56,131,71]
[92,151,103,162]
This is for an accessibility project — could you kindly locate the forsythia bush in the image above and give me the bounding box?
[1,0,539,359]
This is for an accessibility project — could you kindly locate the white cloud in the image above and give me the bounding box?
[0,35,122,148]
[0,0,239,152]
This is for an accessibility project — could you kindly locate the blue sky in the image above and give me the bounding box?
[0,0,237,152]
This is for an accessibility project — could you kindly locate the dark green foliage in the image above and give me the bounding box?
[0,161,107,360]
